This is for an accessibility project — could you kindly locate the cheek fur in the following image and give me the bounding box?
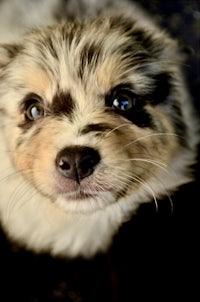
[13,120,58,184]
[11,106,179,209]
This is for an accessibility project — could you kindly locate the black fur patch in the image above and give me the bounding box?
[45,36,59,61]
[144,72,187,144]
[105,96,153,129]
[81,123,112,135]
[78,42,102,79]
[123,107,154,128]
[2,44,22,59]
[130,28,158,54]
[109,17,162,56]
[105,84,154,128]
[109,17,136,34]
[51,92,75,117]
[150,73,172,104]
[145,72,172,104]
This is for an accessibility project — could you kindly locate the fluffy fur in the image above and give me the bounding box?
[0,0,198,258]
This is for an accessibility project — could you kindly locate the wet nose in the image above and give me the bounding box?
[56,146,101,183]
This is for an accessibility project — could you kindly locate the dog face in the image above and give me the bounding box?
[0,16,197,256]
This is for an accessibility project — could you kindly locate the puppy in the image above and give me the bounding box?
[0,0,198,258]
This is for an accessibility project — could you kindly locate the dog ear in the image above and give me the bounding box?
[0,43,21,70]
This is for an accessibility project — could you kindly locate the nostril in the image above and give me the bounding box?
[56,151,77,180]
[78,149,100,179]
[58,158,71,171]
[56,146,101,182]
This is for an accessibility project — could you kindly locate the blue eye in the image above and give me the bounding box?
[25,101,45,121]
[112,94,134,111]
[111,92,135,112]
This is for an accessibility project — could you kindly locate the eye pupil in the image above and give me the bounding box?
[31,106,40,119]
[112,94,133,111]
[25,100,44,121]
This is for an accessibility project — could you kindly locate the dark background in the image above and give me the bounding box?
[0,1,199,301]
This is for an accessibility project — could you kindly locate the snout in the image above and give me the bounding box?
[56,146,101,183]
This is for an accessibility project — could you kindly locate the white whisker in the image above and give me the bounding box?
[128,174,158,212]
[6,181,34,222]
[117,160,174,213]
[125,158,167,168]
[123,132,184,149]
[105,123,130,137]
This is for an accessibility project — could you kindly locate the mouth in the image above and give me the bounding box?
[46,169,118,212]
[50,175,118,212]
[63,190,98,201]
[54,177,100,201]
[53,173,113,202]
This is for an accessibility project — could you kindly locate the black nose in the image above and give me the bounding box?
[56,146,101,183]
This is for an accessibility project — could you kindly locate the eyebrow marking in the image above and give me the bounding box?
[81,123,112,135]
[51,92,75,117]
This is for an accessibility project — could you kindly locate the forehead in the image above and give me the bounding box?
[17,18,153,96]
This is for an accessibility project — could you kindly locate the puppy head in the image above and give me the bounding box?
[0,17,193,215]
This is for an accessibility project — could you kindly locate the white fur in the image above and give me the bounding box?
[0,0,198,258]
[0,125,195,257]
